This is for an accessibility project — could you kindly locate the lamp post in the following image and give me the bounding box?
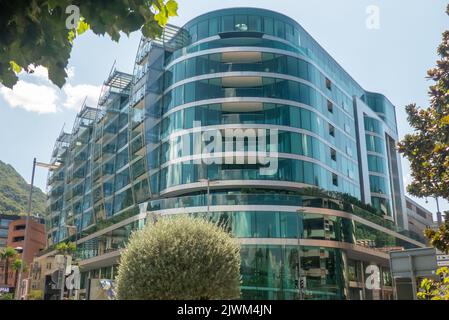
[199,179,217,214]
[296,208,306,300]
[435,197,443,226]
[15,158,60,300]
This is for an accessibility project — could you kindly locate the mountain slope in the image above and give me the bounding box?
[0,160,47,217]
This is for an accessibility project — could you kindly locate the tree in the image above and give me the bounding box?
[418,267,449,300]
[398,4,449,200]
[425,216,449,254]
[397,2,449,301]
[0,247,17,286]
[55,241,76,255]
[0,0,178,88]
[11,259,28,293]
[418,216,449,300]
[116,216,241,300]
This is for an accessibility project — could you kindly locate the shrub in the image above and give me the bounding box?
[28,290,44,300]
[116,215,241,300]
[0,293,14,300]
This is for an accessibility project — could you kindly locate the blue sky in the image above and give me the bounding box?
[0,0,447,217]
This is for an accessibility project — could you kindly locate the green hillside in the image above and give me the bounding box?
[0,160,47,217]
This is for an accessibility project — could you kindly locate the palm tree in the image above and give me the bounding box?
[11,259,28,294]
[0,247,17,286]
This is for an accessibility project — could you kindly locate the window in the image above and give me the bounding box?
[222,15,234,32]
[189,25,197,42]
[13,236,25,242]
[328,124,335,137]
[330,148,337,162]
[304,162,314,184]
[248,15,262,32]
[327,100,333,113]
[325,77,332,90]
[197,20,209,40]
[287,56,298,77]
[274,20,285,38]
[0,219,12,228]
[285,24,294,43]
[263,17,274,35]
[235,15,248,31]
[209,17,218,36]
[332,173,338,186]
[344,123,351,134]
[14,225,26,231]
[346,146,353,157]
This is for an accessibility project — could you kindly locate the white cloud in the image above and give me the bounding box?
[63,83,101,111]
[66,66,75,79]
[403,173,411,187]
[0,81,58,114]
[0,66,102,114]
[32,65,50,79]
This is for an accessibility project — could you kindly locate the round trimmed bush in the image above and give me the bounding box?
[116,215,241,300]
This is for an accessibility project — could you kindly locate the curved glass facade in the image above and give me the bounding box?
[364,116,393,216]
[46,8,415,300]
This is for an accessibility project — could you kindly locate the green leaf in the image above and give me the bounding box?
[68,30,76,44]
[441,115,449,125]
[166,0,179,17]
[77,20,90,36]
[9,60,22,74]
[0,0,178,88]
[154,11,168,27]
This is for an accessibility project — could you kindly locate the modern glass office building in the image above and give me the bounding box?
[44,8,426,300]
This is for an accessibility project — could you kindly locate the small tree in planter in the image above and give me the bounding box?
[55,242,77,256]
[116,215,241,300]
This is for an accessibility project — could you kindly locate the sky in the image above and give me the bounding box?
[0,0,447,219]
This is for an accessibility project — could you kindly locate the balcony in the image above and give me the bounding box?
[102,143,116,155]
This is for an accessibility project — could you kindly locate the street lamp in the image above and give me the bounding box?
[198,179,217,214]
[435,197,443,226]
[15,158,60,300]
[296,208,306,300]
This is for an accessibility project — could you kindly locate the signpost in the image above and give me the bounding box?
[436,254,449,267]
[389,248,438,300]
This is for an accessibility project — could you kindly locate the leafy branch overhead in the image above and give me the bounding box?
[398,4,449,200]
[0,0,178,88]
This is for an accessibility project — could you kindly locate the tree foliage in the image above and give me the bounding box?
[28,290,44,300]
[0,247,17,286]
[418,267,449,300]
[425,216,449,254]
[55,241,77,255]
[398,4,449,199]
[116,216,241,300]
[0,0,178,88]
[418,216,449,300]
[0,293,14,300]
